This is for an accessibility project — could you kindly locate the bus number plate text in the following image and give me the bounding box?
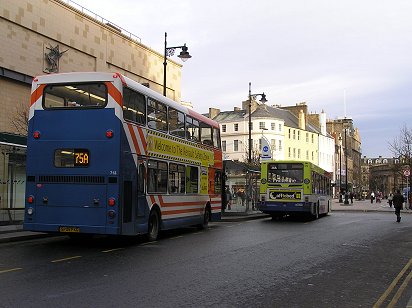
[59,226,80,233]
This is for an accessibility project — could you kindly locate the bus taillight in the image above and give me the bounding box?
[108,198,116,206]
[106,130,113,138]
[33,131,41,139]
[27,195,34,204]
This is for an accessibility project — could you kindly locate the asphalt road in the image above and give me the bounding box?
[0,212,411,308]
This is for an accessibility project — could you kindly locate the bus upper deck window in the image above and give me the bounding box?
[43,83,107,109]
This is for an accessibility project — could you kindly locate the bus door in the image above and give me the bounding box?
[136,158,147,217]
[121,157,147,235]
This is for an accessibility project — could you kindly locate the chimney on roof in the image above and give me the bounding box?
[298,109,305,130]
[234,107,241,112]
[320,110,327,135]
[208,108,220,120]
[242,99,258,113]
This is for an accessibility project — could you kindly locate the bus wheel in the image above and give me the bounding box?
[147,209,160,241]
[312,204,319,220]
[198,207,210,229]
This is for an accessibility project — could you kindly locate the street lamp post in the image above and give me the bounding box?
[163,32,191,96]
[248,82,267,163]
[338,134,343,203]
[344,128,350,204]
[246,82,267,213]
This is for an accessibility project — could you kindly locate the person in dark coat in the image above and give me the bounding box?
[393,189,404,223]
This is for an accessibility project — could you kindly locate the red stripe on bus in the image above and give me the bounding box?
[187,109,219,128]
[127,124,141,155]
[158,195,202,208]
[137,127,147,153]
[163,208,202,215]
[114,72,127,86]
[30,84,46,106]
[106,82,122,106]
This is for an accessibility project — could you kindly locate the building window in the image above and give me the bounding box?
[279,140,282,151]
[271,139,276,151]
[222,124,226,133]
[311,134,314,143]
[271,123,276,130]
[234,123,239,132]
[306,133,309,142]
[293,148,296,158]
[279,124,282,132]
[293,130,296,140]
[297,131,300,141]
[298,149,301,158]
[259,122,266,130]
[234,140,239,151]
[222,140,226,152]
[288,129,291,139]
[288,147,291,158]
[306,150,309,160]
[312,151,314,160]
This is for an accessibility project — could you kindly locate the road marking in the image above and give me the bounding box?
[140,241,157,246]
[101,248,124,253]
[374,258,412,307]
[387,267,412,307]
[170,236,184,240]
[0,268,23,274]
[51,256,82,263]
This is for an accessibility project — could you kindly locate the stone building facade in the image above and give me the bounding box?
[327,118,362,197]
[0,0,183,221]
[361,156,407,197]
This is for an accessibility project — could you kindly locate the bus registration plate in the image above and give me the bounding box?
[59,226,80,233]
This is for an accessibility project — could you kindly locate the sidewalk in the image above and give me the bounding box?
[331,198,412,213]
[1,198,409,243]
[221,197,268,222]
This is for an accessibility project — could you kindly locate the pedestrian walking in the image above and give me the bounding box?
[350,192,354,204]
[370,191,375,204]
[393,189,404,223]
[225,186,232,210]
[388,192,393,208]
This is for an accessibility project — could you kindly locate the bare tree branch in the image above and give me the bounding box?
[10,102,28,136]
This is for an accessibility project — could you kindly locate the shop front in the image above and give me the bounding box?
[0,133,27,224]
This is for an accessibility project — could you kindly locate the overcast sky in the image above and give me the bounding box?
[73,0,412,158]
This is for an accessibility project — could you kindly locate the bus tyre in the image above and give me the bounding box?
[147,209,160,242]
[198,207,210,229]
[313,204,319,220]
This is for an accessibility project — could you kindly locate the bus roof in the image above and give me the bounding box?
[33,72,219,129]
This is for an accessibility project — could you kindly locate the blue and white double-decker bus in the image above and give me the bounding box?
[24,72,223,240]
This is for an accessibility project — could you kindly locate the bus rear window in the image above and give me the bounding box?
[267,163,303,183]
[43,83,107,109]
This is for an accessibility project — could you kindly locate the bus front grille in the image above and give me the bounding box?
[38,175,105,184]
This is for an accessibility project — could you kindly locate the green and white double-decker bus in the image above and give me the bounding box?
[259,160,332,219]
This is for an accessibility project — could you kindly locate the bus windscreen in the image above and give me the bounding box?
[43,83,107,109]
[267,163,303,183]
